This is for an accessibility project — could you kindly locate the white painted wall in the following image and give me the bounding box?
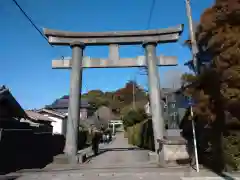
[144,102,151,115]
[43,114,63,134]
[144,101,167,115]
[64,108,88,120]
[41,108,88,135]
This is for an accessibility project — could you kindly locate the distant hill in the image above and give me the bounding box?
[47,81,178,116]
[47,81,148,116]
[82,81,148,115]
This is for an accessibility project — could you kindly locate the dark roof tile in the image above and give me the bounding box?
[0,86,27,118]
[47,96,90,109]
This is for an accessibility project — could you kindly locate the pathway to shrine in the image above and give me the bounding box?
[8,133,225,180]
[85,133,150,168]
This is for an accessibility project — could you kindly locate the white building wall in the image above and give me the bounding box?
[43,114,63,134]
[40,108,88,135]
[65,108,87,120]
[144,102,151,115]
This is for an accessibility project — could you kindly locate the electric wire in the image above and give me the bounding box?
[146,0,156,29]
[11,0,53,47]
[138,0,157,77]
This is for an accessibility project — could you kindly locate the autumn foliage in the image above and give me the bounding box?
[182,0,240,171]
[82,81,148,115]
[183,0,240,124]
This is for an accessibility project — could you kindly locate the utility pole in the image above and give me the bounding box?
[185,0,199,74]
[185,0,200,172]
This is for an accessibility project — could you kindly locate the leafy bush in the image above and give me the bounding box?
[127,119,154,151]
[122,108,154,150]
[223,133,240,171]
[122,108,147,129]
[78,130,91,149]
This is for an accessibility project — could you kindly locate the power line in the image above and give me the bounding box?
[185,0,199,74]
[138,0,157,78]
[146,0,156,29]
[11,0,52,47]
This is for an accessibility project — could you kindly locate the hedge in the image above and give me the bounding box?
[180,109,240,172]
[127,119,154,151]
[223,132,240,171]
[78,130,92,149]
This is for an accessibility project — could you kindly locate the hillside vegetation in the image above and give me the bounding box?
[82,81,148,115]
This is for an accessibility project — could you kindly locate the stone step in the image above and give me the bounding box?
[7,170,240,180]
[8,166,212,175]
[7,166,240,180]
[16,161,160,173]
[181,177,240,180]
[14,171,183,180]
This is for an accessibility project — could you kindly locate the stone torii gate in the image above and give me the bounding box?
[44,25,183,164]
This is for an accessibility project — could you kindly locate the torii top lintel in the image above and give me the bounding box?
[43,24,184,46]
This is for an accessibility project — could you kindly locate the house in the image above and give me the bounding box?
[36,108,67,135]
[144,88,187,129]
[0,86,54,132]
[0,86,56,173]
[44,95,94,135]
[45,95,91,121]
[23,110,55,133]
[0,86,27,121]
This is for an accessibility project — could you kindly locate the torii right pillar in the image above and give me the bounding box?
[144,43,189,166]
[143,43,164,160]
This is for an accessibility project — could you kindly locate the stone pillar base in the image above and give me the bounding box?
[157,136,190,167]
[53,154,82,164]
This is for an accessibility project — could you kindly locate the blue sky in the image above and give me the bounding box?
[0,0,214,109]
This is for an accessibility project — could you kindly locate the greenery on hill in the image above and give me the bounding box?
[82,80,148,116]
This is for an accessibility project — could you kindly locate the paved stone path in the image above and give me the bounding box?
[85,133,150,168]
[5,133,240,180]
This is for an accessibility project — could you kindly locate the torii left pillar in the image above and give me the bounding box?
[64,42,84,163]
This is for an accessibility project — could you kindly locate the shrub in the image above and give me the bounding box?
[127,119,155,151]
[122,108,147,129]
[223,133,240,171]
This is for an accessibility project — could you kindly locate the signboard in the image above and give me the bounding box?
[178,95,195,108]
[167,101,179,129]
[167,101,177,115]
[187,97,195,106]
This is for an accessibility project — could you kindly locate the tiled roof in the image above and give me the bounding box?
[46,96,90,109]
[0,85,27,118]
[36,108,66,118]
[25,110,55,122]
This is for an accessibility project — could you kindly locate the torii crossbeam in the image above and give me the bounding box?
[52,55,177,69]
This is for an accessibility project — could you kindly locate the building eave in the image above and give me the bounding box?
[36,108,67,118]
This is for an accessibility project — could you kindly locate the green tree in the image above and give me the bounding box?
[122,108,147,129]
